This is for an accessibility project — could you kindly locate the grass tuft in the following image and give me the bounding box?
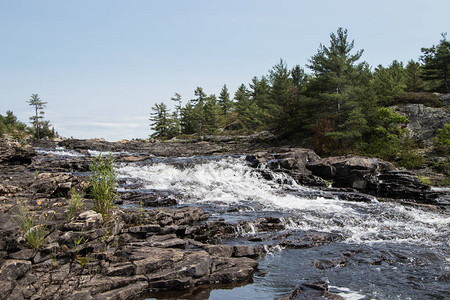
[13,202,48,249]
[89,154,117,221]
[67,187,84,220]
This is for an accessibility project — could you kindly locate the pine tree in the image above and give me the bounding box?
[0,111,28,138]
[420,33,450,92]
[191,87,207,136]
[170,93,182,135]
[269,59,291,108]
[180,103,197,134]
[405,60,424,92]
[291,65,307,90]
[372,60,406,105]
[307,28,372,154]
[203,94,222,134]
[150,102,173,139]
[27,94,47,139]
[249,76,271,126]
[218,84,233,115]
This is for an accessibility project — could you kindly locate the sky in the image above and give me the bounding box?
[1,0,449,141]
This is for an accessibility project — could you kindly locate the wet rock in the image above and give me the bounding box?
[255,217,285,231]
[292,173,327,187]
[336,192,374,202]
[233,245,264,258]
[119,191,177,207]
[376,170,438,203]
[247,148,320,174]
[59,138,265,157]
[306,155,439,203]
[280,232,343,249]
[306,155,381,184]
[199,257,258,285]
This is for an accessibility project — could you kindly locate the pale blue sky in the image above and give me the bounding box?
[1,0,449,140]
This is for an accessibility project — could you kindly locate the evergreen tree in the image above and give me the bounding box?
[191,87,207,136]
[269,59,291,107]
[0,110,28,138]
[170,93,182,118]
[364,107,410,161]
[170,93,182,135]
[420,33,450,92]
[291,65,307,90]
[234,84,263,131]
[203,94,222,134]
[372,60,406,106]
[249,76,271,126]
[268,59,292,131]
[307,28,372,154]
[218,84,233,115]
[27,94,47,139]
[405,60,424,92]
[180,102,197,134]
[150,102,173,139]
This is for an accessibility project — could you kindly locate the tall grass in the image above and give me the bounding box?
[68,187,84,220]
[13,202,48,249]
[89,154,117,221]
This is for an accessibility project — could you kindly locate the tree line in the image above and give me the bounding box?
[150,28,449,166]
[0,94,55,140]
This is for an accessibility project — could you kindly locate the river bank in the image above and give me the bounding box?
[0,139,448,299]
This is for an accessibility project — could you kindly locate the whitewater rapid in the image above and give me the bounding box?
[116,156,450,246]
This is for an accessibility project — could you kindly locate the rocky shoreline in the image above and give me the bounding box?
[0,139,448,300]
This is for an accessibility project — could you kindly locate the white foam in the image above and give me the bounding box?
[117,156,450,246]
[328,285,366,300]
[35,147,85,157]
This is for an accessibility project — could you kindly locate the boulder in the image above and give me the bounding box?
[246,148,320,174]
[306,155,390,192]
[306,155,439,203]
[376,170,437,202]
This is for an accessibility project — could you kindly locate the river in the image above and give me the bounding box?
[36,148,450,299]
[116,155,449,300]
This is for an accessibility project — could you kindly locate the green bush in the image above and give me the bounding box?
[432,160,450,176]
[89,154,117,221]
[434,124,450,155]
[395,92,442,107]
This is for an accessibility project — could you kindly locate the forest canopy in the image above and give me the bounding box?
[150,28,449,166]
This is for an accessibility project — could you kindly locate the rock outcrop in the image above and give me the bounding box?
[246,147,442,204]
[392,103,450,144]
[0,141,263,300]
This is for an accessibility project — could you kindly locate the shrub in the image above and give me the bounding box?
[432,160,450,176]
[434,124,450,155]
[418,175,432,185]
[395,92,442,107]
[89,154,117,221]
